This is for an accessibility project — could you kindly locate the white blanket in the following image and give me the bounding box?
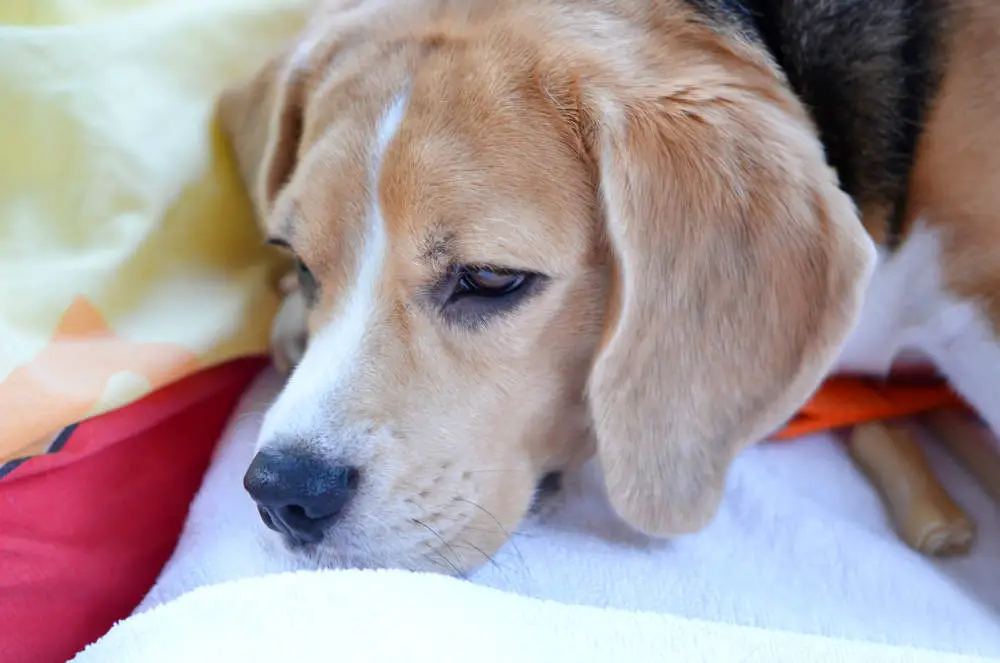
[75,569,995,663]
[78,369,1000,660]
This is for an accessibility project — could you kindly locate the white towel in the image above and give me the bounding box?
[75,568,997,663]
[109,369,1000,657]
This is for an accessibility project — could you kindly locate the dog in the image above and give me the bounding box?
[218,0,1000,573]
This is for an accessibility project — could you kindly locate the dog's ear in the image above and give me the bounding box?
[217,40,310,219]
[581,55,875,537]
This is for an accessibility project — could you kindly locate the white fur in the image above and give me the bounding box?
[833,222,945,375]
[832,220,1000,439]
[922,305,1000,436]
[258,93,409,447]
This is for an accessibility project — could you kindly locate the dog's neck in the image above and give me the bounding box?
[684,0,946,248]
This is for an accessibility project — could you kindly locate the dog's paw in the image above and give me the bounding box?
[270,286,309,375]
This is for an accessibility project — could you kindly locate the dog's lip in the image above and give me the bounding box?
[257,505,279,532]
[528,471,563,514]
[257,506,321,550]
[535,471,562,495]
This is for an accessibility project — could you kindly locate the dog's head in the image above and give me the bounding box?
[219,0,874,573]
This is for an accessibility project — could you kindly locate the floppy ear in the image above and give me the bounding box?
[584,69,875,536]
[217,42,308,220]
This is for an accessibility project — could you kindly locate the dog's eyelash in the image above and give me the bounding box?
[430,264,548,329]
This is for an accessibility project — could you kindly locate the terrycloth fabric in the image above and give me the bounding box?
[75,569,999,663]
[0,0,313,464]
[126,369,1000,658]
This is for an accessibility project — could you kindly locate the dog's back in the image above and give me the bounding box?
[688,0,946,247]
[679,0,1000,435]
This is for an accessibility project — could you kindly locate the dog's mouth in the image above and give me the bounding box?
[528,471,563,514]
[259,470,566,570]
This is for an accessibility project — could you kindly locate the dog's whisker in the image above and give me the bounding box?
[413,519,467,579]
[419,551,458,576]
[455,497,529,572]
[454,537,503,571]
[449,524,536,541]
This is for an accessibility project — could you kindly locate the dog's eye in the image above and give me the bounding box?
[296,258,319,306]
[436,265,546,328]
[456,268,527,297]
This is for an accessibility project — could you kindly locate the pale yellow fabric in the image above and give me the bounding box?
[0,0,315,461]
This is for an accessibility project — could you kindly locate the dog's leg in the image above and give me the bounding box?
[922,409,1000,505]
[921,309,1000,445]
[847,419,975,556]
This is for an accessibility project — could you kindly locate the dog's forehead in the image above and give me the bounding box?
[281,40,597,296]
[379,63,597,272]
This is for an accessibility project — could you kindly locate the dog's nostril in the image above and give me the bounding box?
[244,451,361,543]
[346,466,360,491]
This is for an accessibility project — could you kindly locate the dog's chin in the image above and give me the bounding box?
[263,471,566,575]
[281,537,477,575]
[268,532,392,572]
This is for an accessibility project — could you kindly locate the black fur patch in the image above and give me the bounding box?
[527,471,563,515]
[684,0,946,248]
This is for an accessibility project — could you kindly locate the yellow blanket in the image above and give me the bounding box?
[0,0,315,462]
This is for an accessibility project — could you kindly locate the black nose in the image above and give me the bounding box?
[243,451,360,544]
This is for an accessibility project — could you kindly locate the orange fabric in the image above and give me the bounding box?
[773,376,968,440]
[0,296,201,461]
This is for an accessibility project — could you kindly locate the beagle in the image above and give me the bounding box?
[219,0,1000,573]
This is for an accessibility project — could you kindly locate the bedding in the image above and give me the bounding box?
[113,369,1000,660]
[75,569,999,663]
[3,1,995,660]
[0,1,311,659]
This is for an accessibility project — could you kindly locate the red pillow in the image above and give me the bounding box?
[0,357,267,663]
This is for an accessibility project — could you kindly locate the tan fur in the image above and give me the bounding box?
[584,81,872,534]
[217,0,1000,571]
[908,0,1000,326]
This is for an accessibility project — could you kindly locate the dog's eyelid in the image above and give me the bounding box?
[265,237,313,274]
[265,236,292,250]
[445,261,551,281]
[431,267,551,330]
[264,237,318,304]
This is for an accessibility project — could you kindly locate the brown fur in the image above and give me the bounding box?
[909,0,1000,325]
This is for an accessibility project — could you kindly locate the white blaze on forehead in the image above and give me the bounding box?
[259,92,410,446]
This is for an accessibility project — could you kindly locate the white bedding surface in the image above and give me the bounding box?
[134,368,1000,657]
[77,569,997,663]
